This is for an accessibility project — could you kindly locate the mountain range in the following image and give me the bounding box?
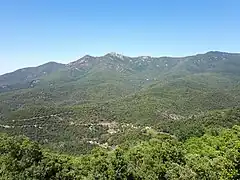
[1,51,240,89]
[0,51,240,154]
[1,51,240,111]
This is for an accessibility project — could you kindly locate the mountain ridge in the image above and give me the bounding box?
[0,50,240,106]
[1,51,237,76]
[0,50,240,156]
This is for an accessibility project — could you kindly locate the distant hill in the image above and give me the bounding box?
[0,62,65,92]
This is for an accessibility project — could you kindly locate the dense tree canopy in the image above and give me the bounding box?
[0,125,240,179]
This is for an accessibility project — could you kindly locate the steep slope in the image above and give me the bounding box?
[1,51,239,93]
[0,51,239,112]
[0,62,66,92]
[0,51,240,154]
[107,73,240,124]
[0,51,239,110]
[183,51,240,75]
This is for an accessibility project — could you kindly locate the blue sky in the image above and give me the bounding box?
[0,0,239,74]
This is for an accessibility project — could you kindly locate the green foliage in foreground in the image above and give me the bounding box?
[1,126,240,179]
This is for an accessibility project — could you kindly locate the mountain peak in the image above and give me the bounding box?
[105,52,125,59]
[67,55,97,68]
[81,55,93,59]
[205,51,229,55]
[38,61,64,68]
[138,56,152,59]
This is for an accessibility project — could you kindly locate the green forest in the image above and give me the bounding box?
[1,108,240,179]
[1,51,240,179]
[1,124,240,179]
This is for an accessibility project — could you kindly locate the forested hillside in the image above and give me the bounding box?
[0,51,240,179]
[1,125,240,179]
